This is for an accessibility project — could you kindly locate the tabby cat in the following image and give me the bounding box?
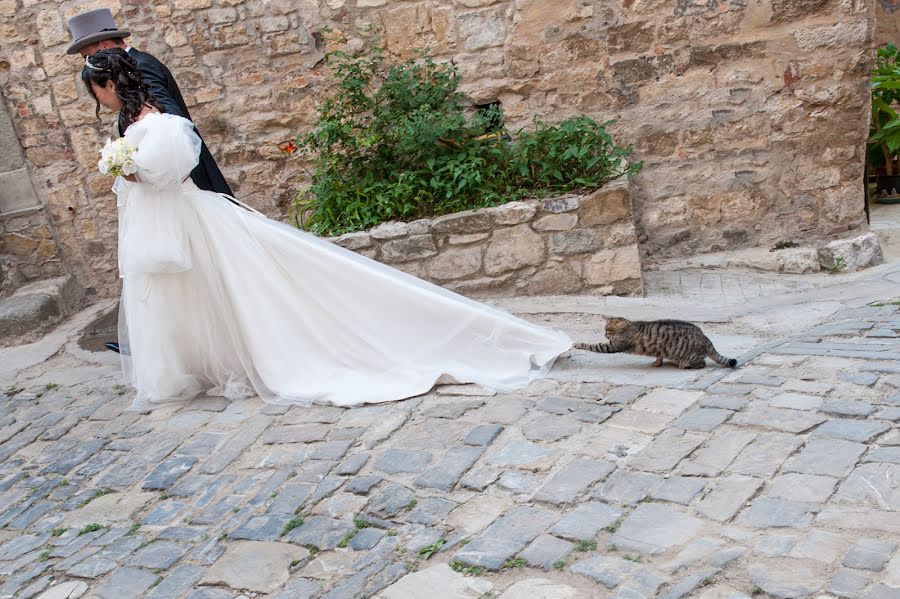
[575,317,738,369]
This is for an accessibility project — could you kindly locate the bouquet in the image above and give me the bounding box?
[98,137,138,177]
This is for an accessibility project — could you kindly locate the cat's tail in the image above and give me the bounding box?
[708,348,738,368]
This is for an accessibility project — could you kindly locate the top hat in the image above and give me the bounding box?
[66,8,130,55]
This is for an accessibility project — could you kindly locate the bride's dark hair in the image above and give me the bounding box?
[81,48,162,133]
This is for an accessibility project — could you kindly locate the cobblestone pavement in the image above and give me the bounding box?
[1,283,899,598]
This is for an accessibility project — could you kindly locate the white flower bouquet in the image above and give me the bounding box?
[98,137,138,177]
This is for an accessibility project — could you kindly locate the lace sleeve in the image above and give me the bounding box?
[126,113,201,189]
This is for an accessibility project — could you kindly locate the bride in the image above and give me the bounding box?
[82,48,572,411]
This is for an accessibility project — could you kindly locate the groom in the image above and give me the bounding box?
[67,9,234,354]
[66,8,233,197]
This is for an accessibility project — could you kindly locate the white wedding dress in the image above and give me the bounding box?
[113,113,572,411]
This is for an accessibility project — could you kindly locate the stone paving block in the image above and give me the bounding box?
[822,400,877,417]
[604,385,646,405]
[460,467,502,491]
[520,534,574,569]
[835,463,900,510]
[706,383,758,395]
[842,538,897,571]
[345,475,382,495]
[141,455,197,490]
[367,484,416,518]
[606,409,674,434]
[42,439,106,475]
[311,440,353,460]
[727,432,802,476]
[202,540,309,593]
[308,476,345,504]
[488,440,555,469]
[452,505,559,570]
[523,415,582,442]
[660,537,725,574]
[875,407,900,422]
[377,563,493,599]
[126,540,190,569]
[610,504,704,555]
[551,501,623,541]
[311,492,368,519]
[497,470,539,493]
[733,373,786,386]
[811,419,891,443]
[770,392,824,410]
[141,500,187,526]
[499,578,579,599]
[748,561,824,598]
[629,429,706,473]
[421,399,485,419]
[652,476,708,505]
[446,494,512,535]
[784,438,867,477]
[672,408,732,432]
[184,588,235,599]
[145,564,204,599]
[699,395,747,410]
[593,469,663,505]
[658,567,720,599]
[867,584,900,599]
[572,403,617,423]
[93,566,158,599]
[350,527,385,551]
[569,555,639,588]
[533,457,615,505]
[464,424,503,446]
[632,389,704,416]
[681,429,757,476]
[229,514,294,541]
[788,529,844,563]
[537,396,585,414]
[415,445,485,491]
[65,556,117,578]
[263,424,329,445]
[407,496,457,525]
[696,474,764,522]
[199,416,271,474]
[283,516,356,550]
[829,568,871,599]
[738,498,816,529]
[730,406,826,433]
[267,481,316,514]
[334,453,369,475]
[612,567,666,599]
[374,449,433,474]
[768,473,838,503]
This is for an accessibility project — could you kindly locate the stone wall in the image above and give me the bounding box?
[331,180,643,297]
[0,0,879,297]
[0,99,63,298]
[876,0,900,47]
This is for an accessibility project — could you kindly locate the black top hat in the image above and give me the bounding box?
[66,8,130,55]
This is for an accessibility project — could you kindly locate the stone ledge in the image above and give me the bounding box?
[328,178,644,298]
[646,232,884,275]
[0,275,85,347]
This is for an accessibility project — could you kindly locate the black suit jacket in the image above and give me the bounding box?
[127,48,233,196]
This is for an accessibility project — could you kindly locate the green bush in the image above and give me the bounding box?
[290,47,641,236]
[870,44,900,174]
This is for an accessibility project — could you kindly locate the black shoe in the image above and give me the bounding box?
[105,342,121,354]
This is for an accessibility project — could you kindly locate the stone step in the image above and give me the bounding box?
[646,232,884,275]
[0,275,84,347]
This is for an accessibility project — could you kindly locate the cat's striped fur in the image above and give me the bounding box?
[575,317,738,369]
